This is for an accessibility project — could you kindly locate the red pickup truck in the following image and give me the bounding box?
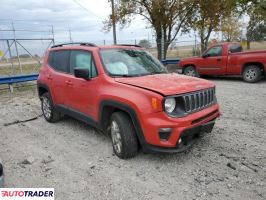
[178,42,266,83]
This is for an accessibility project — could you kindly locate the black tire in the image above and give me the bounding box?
[242,65,262,83]
[184,66,199,77]
[41,92,63,122]
[109,112,139,159]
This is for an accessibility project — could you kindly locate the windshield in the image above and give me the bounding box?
[100,49,167,77]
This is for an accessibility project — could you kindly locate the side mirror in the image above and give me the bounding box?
[202,54,209,58]
[74,68,90,80]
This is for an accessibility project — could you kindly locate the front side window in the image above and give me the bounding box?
[205,46,222,57]
[48,50,69,73]
[70,50,97,78]
[100,49,167,77]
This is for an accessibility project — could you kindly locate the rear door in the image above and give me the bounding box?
[47,50,70,105]
[198,45,225,75]
[64,50,99,120]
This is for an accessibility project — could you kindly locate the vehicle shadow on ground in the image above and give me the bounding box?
[136,134,213,163]
[55,114,213,163]
[59,115,110,140]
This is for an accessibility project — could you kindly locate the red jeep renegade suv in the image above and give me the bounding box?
[37,42,220,159]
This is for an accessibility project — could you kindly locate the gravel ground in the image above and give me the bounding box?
[0,78,265,200]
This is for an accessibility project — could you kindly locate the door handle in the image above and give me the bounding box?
[65,80,73,86]
[47,75,53,80]
[217,58,221,61]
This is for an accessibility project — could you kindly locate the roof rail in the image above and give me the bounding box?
[116,44,142,48]
[51,42,97,48]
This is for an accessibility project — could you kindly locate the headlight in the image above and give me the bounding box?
[164,98,176,113]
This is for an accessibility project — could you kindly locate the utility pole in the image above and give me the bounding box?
[69,29,73,42]
[111,0,117,44]
[51,25,55,45]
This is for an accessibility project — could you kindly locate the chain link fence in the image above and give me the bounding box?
[1,33,266,78]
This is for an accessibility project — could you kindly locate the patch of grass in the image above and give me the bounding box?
[0,63,40,77]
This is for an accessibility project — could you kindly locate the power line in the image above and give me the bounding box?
[71,0,103,20]
[0,29,51,33]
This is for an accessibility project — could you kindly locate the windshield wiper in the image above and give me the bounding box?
[111,74,136,77]
[151,71,168,74]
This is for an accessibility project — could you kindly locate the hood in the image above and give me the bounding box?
[115,73,214,96]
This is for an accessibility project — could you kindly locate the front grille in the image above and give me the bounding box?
[182,88,216,114]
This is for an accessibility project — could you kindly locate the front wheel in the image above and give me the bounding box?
[110,112,139,159]
[242,65,262,83]
[184,66,199,77]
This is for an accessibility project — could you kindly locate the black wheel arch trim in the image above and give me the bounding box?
[99,100,148,149]
[242,62,265,74]
[37,83,51,99]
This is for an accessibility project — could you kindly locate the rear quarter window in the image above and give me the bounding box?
[48,50,70,73]
[229,44,243,53]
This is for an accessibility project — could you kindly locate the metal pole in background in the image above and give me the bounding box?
[69,29,73,42]
[161,26,164,60]
[194,31,197,56]
[6,40,15,75]
[51,25,55,45]
[12,22,22,73]
[111,0,117,44]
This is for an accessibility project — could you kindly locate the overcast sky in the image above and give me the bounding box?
[0,0,207,56]
[0,0,157,45]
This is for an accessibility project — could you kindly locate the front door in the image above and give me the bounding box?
[65,50,99,121]
[198,45,225,75]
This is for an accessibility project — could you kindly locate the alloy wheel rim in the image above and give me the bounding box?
[245,69,256,80]
[111,120,122,154]
[186,69,196,77]
[42,97,51,119]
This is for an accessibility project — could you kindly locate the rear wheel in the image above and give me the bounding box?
[41,92,63,122]
[242,65,262,83]
[184,66,199,77]
[110,112,139,159]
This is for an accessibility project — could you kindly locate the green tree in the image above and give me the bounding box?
[246,13,266,49]
[190,0,237,52]
[239,0,266,49]
[138,39,152,48]
[221,15,242,42]
[103,0,196,59]
[238,0,266,16]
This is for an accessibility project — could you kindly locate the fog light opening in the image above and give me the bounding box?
[158,128,172,141]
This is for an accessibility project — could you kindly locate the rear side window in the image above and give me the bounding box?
[70,50,97,78]
[229,44,243,53]
[48,50,70,73]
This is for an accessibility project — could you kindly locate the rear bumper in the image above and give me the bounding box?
[141,120,215,153]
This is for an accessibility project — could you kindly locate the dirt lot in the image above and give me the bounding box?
[0,78,265,200]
